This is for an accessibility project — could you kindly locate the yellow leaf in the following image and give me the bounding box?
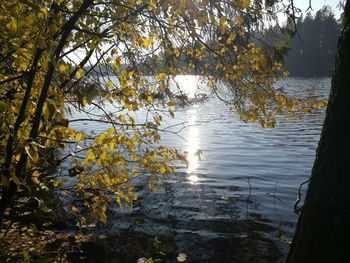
[147,96,153,103]
[283,71,289,78]
[76,68,83,79]
[118,115,125,123]
[226,32,236,45]
[109,141,115,150]
[142,38,153,48]
[241,0,250,8]
[156,72,166,80]
[6,18,17,32]
[148,0,156,11]
[76,133,85,142]
[85,152,96,162]
[160,166,166,174]
[106,80,113,89]
[57,63,68,74]
[82,97,91,106]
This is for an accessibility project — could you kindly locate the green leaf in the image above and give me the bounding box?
[23,250,31,263]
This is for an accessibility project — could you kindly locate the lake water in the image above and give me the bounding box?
[66,77,330,262]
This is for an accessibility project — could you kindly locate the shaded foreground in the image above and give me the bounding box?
[83,184,288,262]
[1,172,289,262]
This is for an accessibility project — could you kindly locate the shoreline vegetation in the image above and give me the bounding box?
[0,0,342,262]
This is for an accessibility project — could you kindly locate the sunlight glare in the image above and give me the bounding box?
[175,75,198,99]
[188,175,199,184]
[186,111,201,185]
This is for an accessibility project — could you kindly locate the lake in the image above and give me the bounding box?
[65,76,330,262]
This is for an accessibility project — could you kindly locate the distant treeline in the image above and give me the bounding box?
[284,6,341,77]
[88,6,341,79]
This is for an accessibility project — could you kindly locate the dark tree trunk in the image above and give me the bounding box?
[287,1,350,262]
[0,0,94,228]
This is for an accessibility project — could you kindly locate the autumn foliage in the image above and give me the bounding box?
[0,0,326,236]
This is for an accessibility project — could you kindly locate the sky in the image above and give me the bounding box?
[292,0,344,17]
[273,0,345,26]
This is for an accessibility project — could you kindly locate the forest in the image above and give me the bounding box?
[284,6,341,77]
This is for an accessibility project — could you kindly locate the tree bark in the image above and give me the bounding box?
[287,1,350,262]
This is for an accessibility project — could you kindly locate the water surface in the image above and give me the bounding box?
[67,77,330,262]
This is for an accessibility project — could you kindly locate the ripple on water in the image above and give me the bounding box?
[65,77,330,262]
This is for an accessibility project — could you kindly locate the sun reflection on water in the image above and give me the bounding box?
[187,175,199,183]
[186,110,200,184]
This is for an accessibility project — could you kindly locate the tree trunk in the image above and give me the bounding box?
[287,1,350,262]
[0,0,94,228]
